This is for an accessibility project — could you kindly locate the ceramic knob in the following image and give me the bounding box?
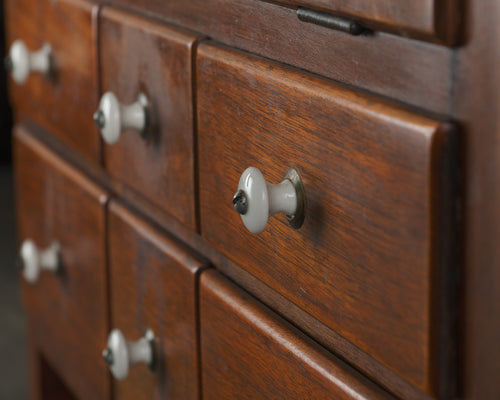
[19,240,60,284]
[102,329,155,380]
[5,40,52,84]
[93,92,149,145]
[232,167,306,234]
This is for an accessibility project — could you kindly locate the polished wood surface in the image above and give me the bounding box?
[279,0,460,43]
[99,7,200,231]
[14,125,111,400]
[108,200,208,400]
[200,270,394,400]
[197,42,455,398]
[452,0,500,397]
[106,0,453,115]
[7,0,500,398]
[5,0,101,162]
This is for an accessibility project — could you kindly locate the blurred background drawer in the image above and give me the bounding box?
[14,125,110,399]
[200,269,394,400]
[5,0,100,162]
[106,200,207,400]
[197,42,454,398]
[97,7,201,231]
[284,0,460,43]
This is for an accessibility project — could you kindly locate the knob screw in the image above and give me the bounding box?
[102,348,114,366]
[93,110,105,129]
[4,56,12,73]
[232,189,249,215]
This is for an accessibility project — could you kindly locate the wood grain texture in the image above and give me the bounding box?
[104,0,453,115]
[108,200,208,400]
[99,7,201,231]
[200,270,395,400]
[451,0,500,397]
[5,0,101,163]
[275,0,461,43]
[19,120,435,400]
[14,125,111,400]
[197,42,454,398]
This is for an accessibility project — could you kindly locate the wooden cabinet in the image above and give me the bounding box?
[284,0,460,43]
[99,7,201,230]
[197,41,454,398]
[5,0,100,162]
[107,200,207,399]
[6,1,500,400]
[14,125,110,400]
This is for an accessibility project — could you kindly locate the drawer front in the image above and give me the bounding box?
[14,126,110,399]
[200,270,394,400]
[290,0,458,43]
[107,200,207,399]
[6,0,100,162]
[99,7,200,230]
[197,43,453,396]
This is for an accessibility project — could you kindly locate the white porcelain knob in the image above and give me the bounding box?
[233,167,306,234]
[102,329,155,380]
[5,40,52,84]
[19,240,60,284]
[93,92,149,145]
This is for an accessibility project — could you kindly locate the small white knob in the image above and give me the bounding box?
[102,329,155,380]
[233,167,306,234]
[93,92,149,145]
[5,40,52,84]
[19,239,60,283]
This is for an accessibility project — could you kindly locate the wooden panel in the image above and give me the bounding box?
[100,7,200,231]
[452,0,500,397]
[197,43,454,397]
[108,200,207,400]
[14,125,110,400]
[281,0,460,43]
[104,0,453,116]
[200,270,395,400]
[5,0,100,162]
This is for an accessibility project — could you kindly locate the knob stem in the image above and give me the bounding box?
[39,242,60,273]
[267,180,297,216]
[29,44,52,74]
[121,101,146,132]
[128,336,153,367]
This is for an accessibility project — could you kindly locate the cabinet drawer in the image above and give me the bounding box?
[14,126,110,399]
[200,270,394,400]
[289,0,459,43]
[197,43,454,397]
[6,0,100,162]
[98,7,200,230]
[107,200,207,399]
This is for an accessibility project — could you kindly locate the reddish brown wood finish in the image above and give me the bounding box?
[452,0,500,398]
[39,357,77,400]
[5,0,101,162]
[197,43,454,398]
[107,200,207,400]
[200,270,395,400]
[14,126,110,400]
[105,0,453,115]
[99,7,200,231]
[279,0,460,43]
